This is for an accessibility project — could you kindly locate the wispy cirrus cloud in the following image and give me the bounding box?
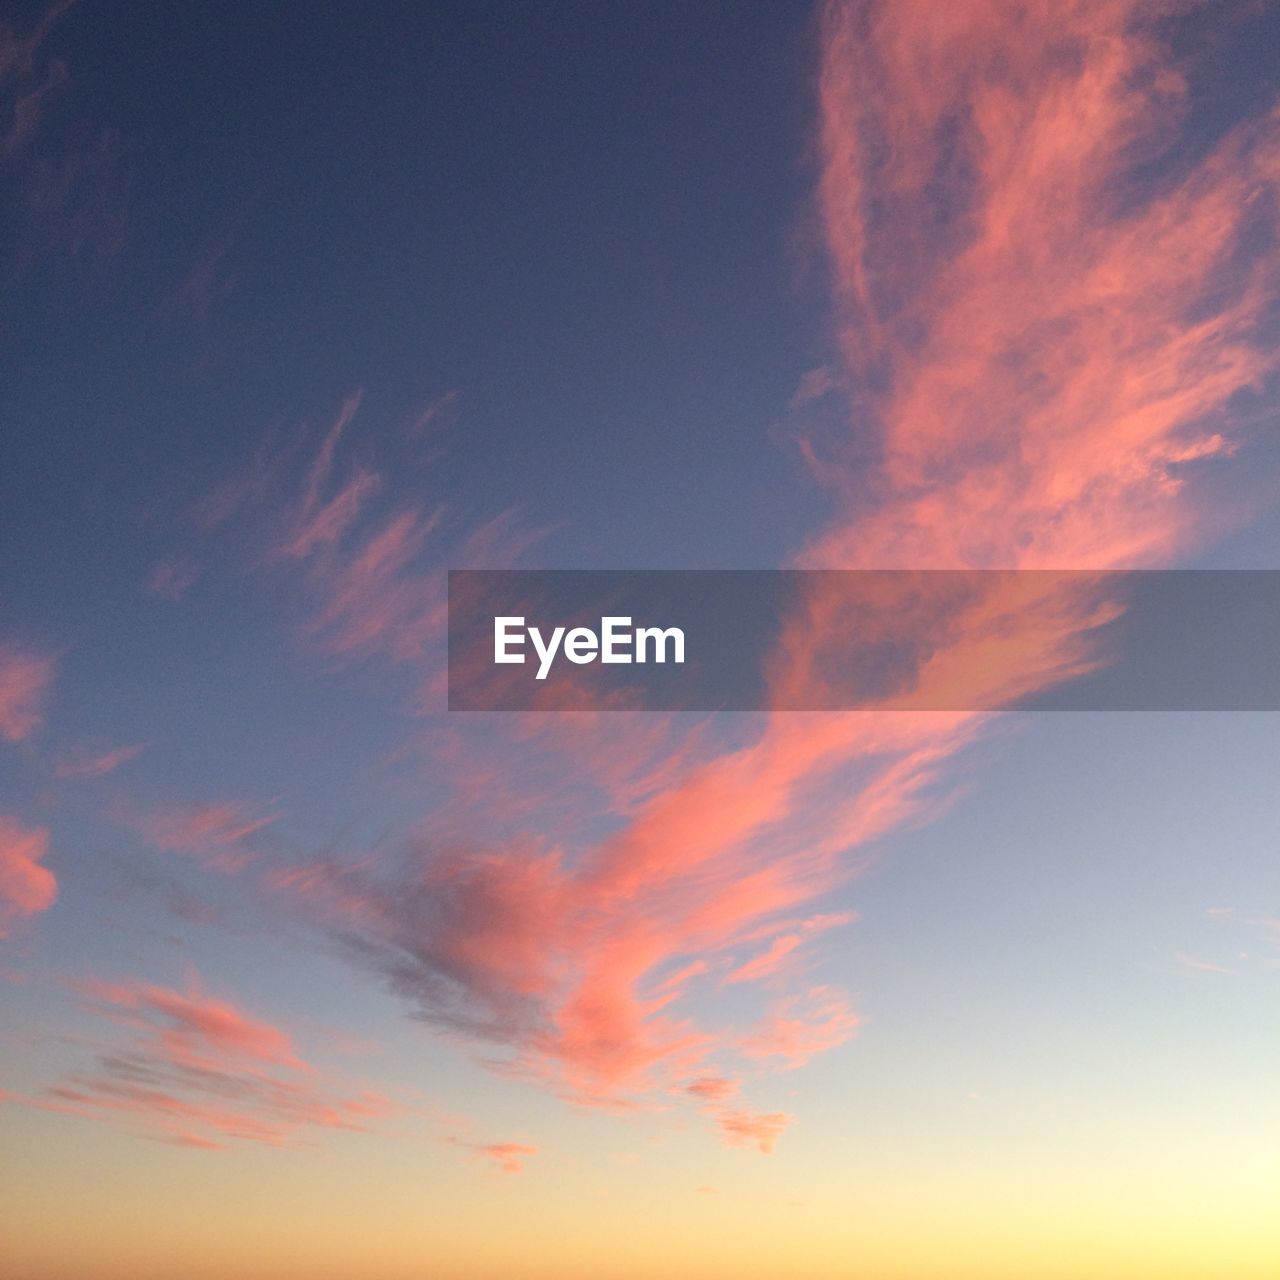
[463,1140,539,1174]
[267,402,539,682]
[1,1,129,268]
[739,986,862,1069]
[128,799,281,872]
[1171,952,1239,977]
[17,975,400,1150]
[195,0,1280,1165]
[0,815,57,936]
[1,1,75,155]
[76,977,309,1071]
[808,0,1280,572]
[0,642,56,742]
[405,388,460,439]
[723,911,857,986]
[682,1075,740,1104]
[1180,905,1280,974]
[265,751,892,1125]
[144,555,201,601]
[52,741,144,779]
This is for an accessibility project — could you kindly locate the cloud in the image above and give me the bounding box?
[0,2,77,153]
[723,912,857,986]
[740,987,861,1069]
[53,742,144,779]
[260,397,546,701]
[788,365,840,408]
[245,2,1280,1151]
[682,1075,740,1103]
[19,974,400,1150]
[405,388,460,438]
[77,978,309,1072]
[1171,952,1238,976]
[0,815,57,936]
[1,2,130,266]
[473,1141,538,1174]
[681,1074,793,1154]
[1207,906,1280,942]
[714,1108,791,1154]
[131,800,280,871]
[440,1131,539,1173]
[144,556,201,601]
[0,643,56,742]
[1196,906,1280,972]
[256,395,453,675]
[808,0,1280,572]
[272,392,376,561]
[269,719,961,1109]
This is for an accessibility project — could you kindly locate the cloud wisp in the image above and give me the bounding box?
[261,1,1280,1152]
[0,815,57,937]
[52,742,144,779]
[89,1,1280,1166]
[0,643,56,743]
[128,800,282,873]
[17,976,400,1151]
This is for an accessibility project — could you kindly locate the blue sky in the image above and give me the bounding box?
[2,4,1278,1278]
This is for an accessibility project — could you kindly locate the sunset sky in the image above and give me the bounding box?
[2,3,1279,1278]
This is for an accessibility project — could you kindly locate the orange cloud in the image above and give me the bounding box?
[0,643,55,742]
[0,815,56,936]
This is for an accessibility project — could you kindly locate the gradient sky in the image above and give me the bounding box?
[2,3,1279,1278]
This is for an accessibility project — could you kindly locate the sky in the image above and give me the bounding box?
[1,3,1278,1278]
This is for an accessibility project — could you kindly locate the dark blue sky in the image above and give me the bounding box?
[3,0,827,615]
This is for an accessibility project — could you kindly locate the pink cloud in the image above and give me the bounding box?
[0,643,55,742]
[132,800,280,870]
[19,972,401,1150]
[740,987,861,1070]
[53,742,144,779]
[405,388,460,438]
[714,1108,791,1155]
[271,392,378,561]
[235,4,1280,1153]
[250,397,546,713]
[167,1132,226,1150]
[0,815,57,936]
[474,1141,538,1174]
[809,0,1280,573]
[723,912,857,986]
[683,1075,740,1103]
[270,716,959,1107]
[78,978,308,1072]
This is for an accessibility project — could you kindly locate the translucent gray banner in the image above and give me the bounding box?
[447,570,1280,711]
